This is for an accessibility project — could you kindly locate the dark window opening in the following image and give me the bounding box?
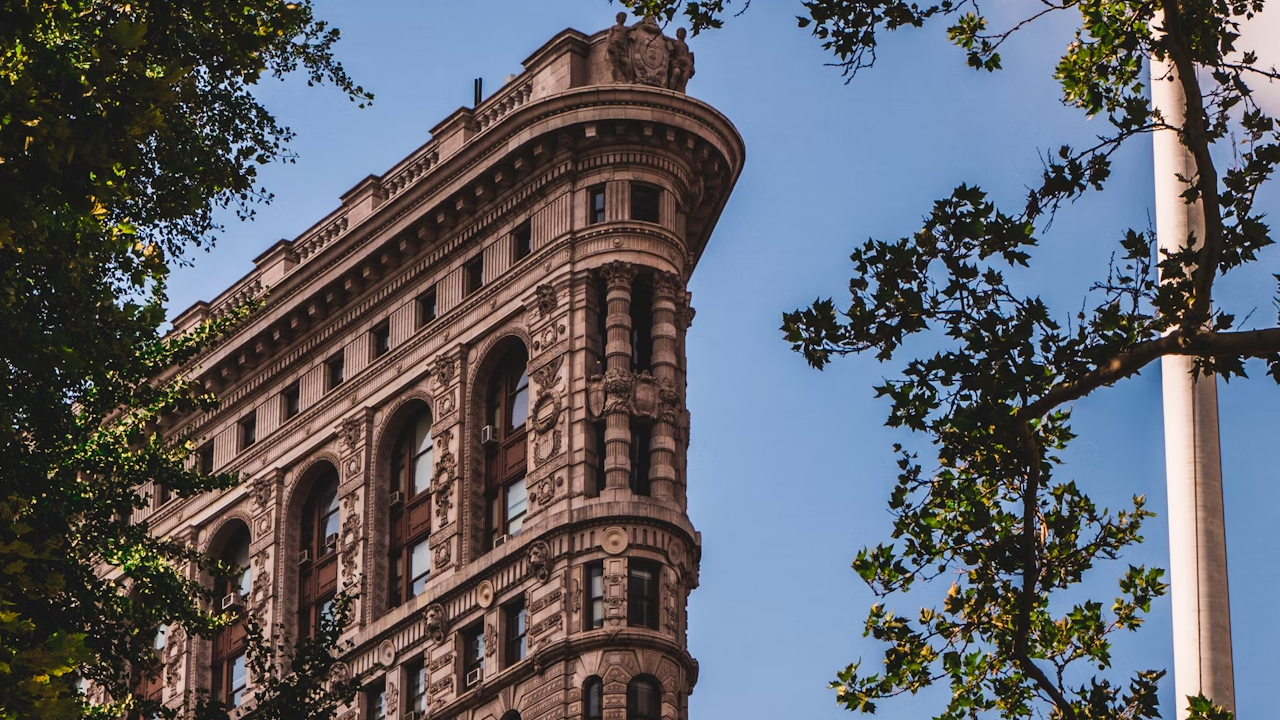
[465,255,484,296]
[326,353,345,391]
[198,442,215,475]
[584,676,604,720]
[588,185,606,224]
[406,660,427,716]
[389,408,434,609]
[417,288,437,328]
[627,676,662,720]
[282,382,301,420]
[628,560,660,630]
[629,420,651,497]
[239,413,257,451]
[365,681,387,720]
[592,274,608,376]
[630,183,661,224]
[504,596,527,667]
[462,623,485,685]
[298,468,339,642]
[630,274,653,371]
[371,321,391,359]
[212,527,251,708]
[585,561,605,631]
[512,221,532,261]
[484,345,530,552]
[591,420,606,498]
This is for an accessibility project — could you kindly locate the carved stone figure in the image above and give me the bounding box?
[668,27,695,93]
[606,12,633,82]
[629,16,670,87]
[535,283,558,317]
[424,603,447,644]
[528,539,552,582]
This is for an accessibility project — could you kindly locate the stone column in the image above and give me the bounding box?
[337,410,372,627]
[648,272,681,501]
[600,261,635,491]
[1151,35,1235,716]
[673,294,695,511]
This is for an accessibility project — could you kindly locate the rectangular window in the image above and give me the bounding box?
[630,274,653,370]
[409,537,431,598]
[198,442,215,475]
[326,353,345,391]
[629,421,652,497]
[155,483,172,508]
[239,413,257,451]
[588,185,606,224]
[585,561,605,630]
[406,660,427,715]
[465,255,484,296]
[512,221,532,261]
[504,597,527,667]
[462,623,485,685]
[370,321,391,359]
[628,560,660,630]
[417,287,437,328]
[365,681,387,720]
[631,183,661,223]
[228,652,247,707]
[281,382,301,420]
[505,476,528,537]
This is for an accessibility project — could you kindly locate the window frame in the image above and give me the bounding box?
[512,221,532,262]
[388,409,434,609]
[238,412,257,451]
[626,676,662,720]
[325,352,345,392]
[630,183,661,224]
[584,676,604,720]
[198,442,215,475]
[588,185,606,224]
[405,659,427,716]
[585,561,605,631]
[416,287,438,328]
[370,321,391,360]
[629,420,652,497]
[462,622,486,685]
[365,680,388,720]
[211,528,251,709]
[484,346,530,551]
[503,596,528,668]
[298,469,340,641]
[464,254,484,296]
[281,381,301,421]
[627,559,661,630]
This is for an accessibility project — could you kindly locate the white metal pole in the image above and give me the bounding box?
[1150,24,1236,716]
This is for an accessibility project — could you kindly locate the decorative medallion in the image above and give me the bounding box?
[376,639,396,668]
[602,526,629,555]
[477,579,495,608]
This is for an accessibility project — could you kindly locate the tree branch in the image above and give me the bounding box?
[1024,326,1280,419]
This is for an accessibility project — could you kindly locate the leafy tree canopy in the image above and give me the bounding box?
[625,0,1277,717]
[0,1,370,718]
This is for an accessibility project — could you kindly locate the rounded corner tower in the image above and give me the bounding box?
[153,16,744,720]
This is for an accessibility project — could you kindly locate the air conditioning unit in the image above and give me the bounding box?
[221,593,245,611]
[493,534,509,548]
[389,490,404,507]
[405,712,427,720]
[325,532,339,551]
[298,549,310,565]
[480,424,499,445]
[466,667,484,687]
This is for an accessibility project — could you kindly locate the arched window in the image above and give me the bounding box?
[483,345,529,551]
[389,407,433,608]
[627,675,661,720]
[583,676,604,720]
[212,525,251,708]
[128,622,166,718]
[500,712,523,720]
[298,467,340,641]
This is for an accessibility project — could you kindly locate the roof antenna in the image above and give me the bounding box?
[474,78,483,107]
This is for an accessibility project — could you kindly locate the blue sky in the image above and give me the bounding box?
[167,2,1279,717]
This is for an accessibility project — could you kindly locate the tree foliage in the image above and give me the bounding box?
[0,1,370,717]
[627,0,1276,717]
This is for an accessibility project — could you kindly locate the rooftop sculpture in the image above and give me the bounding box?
[606,13,695,93]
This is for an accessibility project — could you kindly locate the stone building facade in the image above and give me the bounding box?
[141,17,742,720]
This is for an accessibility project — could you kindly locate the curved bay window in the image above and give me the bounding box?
[627,675,661,720]
[298,468,340,642]
[389,408,433,608]
[484,345,529,551]
[212,526,251,709]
